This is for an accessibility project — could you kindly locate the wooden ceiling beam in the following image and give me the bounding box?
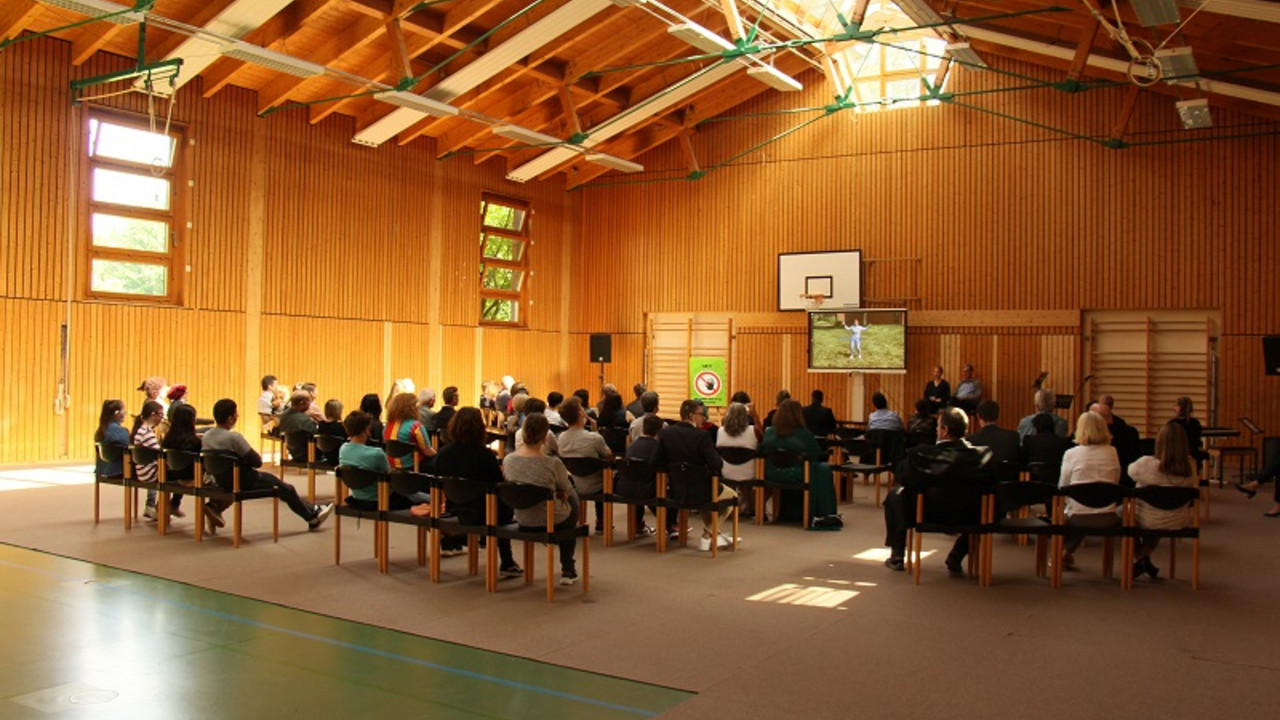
[1108,83,1142,143]
[257,15,389,113]
[1065,14,1099,83]
[0,1,41,43]
[69,23,123,66]
[145,0,243,61]
[200,0,343,98]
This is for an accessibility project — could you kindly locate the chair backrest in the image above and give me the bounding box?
[390,470,433,498]
[561,456,606,478]
[867,428,907,464]
[163,448,200,473]
[337,465,386,491]
[716,446,758,467]
[130,444,162,466]
[549,423,569,436]
[384,438,417,468]
[1060,481,1127,509]
[600,426,629,454]
[666,462,713,506]
[96,441,126,463]
[1137,437,1155,457]
[994,459,1021,484]
[1025,461,1055,484]
[440,475,489,505]
[284,429,315,454]
[1132,485,1199,511]
[314,434,346,455]
[763,447,806,469]
[616,458,657,499]
[200,450,239,476]
[496,481,554,513]
[906,428,936,449]
[993,480,1056,510]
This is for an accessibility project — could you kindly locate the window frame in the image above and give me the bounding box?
[81,108,187,305]
[478,194,530,327]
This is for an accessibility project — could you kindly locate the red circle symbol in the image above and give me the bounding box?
[694,371,721,397]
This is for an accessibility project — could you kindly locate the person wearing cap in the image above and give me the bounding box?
[165,384,190,422]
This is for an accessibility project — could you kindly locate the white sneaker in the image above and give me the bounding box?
[716,533,736,548]
[559,571,579,586]
[308,502,335,530]
[143,505,158,521]
[697,535,713,552]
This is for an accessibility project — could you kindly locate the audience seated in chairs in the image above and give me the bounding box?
[503,414,581,586]
[317,400,347,464]
[435,407,522,578]
[384,392,436,471]
[163,404,223,535]
[256,374,284,426]
[1017,388,1069,440]
[202,399,334,531]
[434,386,460,444]
[515,398,558,454]
[278,391,319,462]
[132,400,183,521]
[802,389,837,438]
[417,388,437,434]
[628,391,661,442]
[625,382,647,421]
[716,402,760,518]
[761,399,839,529]
[621,414,664,537]
[93,399,132,521]
[654,399,738,550]
[883,407,993,574]
[339,411,424,512]
[867,392,904,432]
[557,397,614,533]
[1023,412,1073,485]
[359,394,384,448]
[968,400,1022,474]
[1129,421,1198,580]
[1057,411,1121,572]
[906,398,936,437]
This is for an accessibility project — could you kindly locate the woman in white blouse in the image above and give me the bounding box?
[717,402,761,516]
[1058,411,1120,570]
[1128,421,1197,579]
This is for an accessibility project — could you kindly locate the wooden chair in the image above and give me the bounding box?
[609,457,661,545]
[910,485,990,585]
[979,481,1057,586]
[198,450,281,549]
[129,444,172,536]
[280,429,336,504]
[656,463,739,557]
[93,442,135,529]
[761,448,811,530]
[560,456,614,544]
[1122,486,1200,590]
[833,437,894,506]
[162,449,203,540]
[387,471,436,572]
[333,466,387,571]
[430,475,492,586]
[493,481,590,601]
[1050,483,1129,588]
[715,446,764,524]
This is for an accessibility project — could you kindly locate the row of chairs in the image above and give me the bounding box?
[334,467,589,602]
[95,443,281,548]
[909,480,1201,590]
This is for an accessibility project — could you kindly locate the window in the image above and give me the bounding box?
[479,195,529,324]
[84,111,183,302]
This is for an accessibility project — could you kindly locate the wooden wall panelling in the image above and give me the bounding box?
[259,314,381,427]
[389,321,432,395]
[437,324,478,408]
[0,299,59,464]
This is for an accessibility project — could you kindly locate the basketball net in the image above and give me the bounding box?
[800,292,826,311]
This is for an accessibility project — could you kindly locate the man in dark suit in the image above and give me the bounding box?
[653,399,734,548]
[802,389,837,438]
[1021,413,1073,512]
[968,400,1022,480]
[883,407,993,574]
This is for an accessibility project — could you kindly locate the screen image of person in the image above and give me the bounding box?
[809,311,906,371]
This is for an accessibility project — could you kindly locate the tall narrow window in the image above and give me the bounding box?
[479,195,529,325]
[84,111,183,302]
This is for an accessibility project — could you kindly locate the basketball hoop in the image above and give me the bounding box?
[799,292,826,311]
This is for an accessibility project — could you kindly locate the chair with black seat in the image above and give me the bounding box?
[333,466,388,571]
[279,430,325,504]
[657,462,739,556]
[1123,485,1200,590]
[761,448,811,529]
[599,426,629,455]
[980,481,1058,586]
[906,428,936,449]
[198,450,280,549]
[493,481,589,601]
[258,413,281,460]
[93,441,135,529]
[1209,417,1262,487]
[430,475,492,586]
[716,446,764,525]
[1050,482,1129,588]
[835,431,900,506]
[130,444,175,536]
[909,479,992,585]
[613,458,661,545]
[162,449,204,540]
[386,471,436,571]
[384,438,424,473]
[559,456,614,543]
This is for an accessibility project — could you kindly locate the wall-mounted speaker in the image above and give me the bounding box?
[1264,336,1280,376]
[590,333,612,363]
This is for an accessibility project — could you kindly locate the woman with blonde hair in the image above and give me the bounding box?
[1128,421,1197,579]
[717,402,759,515]
[384,392,436,471]
[1057,410,1120,570]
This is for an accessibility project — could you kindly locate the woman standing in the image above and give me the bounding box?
[1058,411,1121,570]
[761,399,839,528]
[1129,422,1197,579]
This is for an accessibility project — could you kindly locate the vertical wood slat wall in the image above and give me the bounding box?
[0,38,573,464]
[569,57,1280,430]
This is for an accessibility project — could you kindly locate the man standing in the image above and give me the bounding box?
[953,364,984,413]
[802,389,837,438]
[883,408,993,574]
[654,399,736,549]
[202,399,333,531]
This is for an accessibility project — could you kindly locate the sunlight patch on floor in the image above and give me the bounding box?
[745,583,859,608]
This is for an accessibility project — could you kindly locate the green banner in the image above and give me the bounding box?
[689,357,727,407]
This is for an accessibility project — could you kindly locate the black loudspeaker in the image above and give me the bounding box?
[1264,437,1280,471]
[1264,336,1280,376]
[589,333,612,363]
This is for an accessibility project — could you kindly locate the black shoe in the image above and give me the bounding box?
[884,557,905,572]
[1234,483,1257,499]
[499,563,524,578]
[945,557,965,576]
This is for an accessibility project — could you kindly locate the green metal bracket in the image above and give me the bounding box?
[687,170,706,180]
[567,132,589,145]
[1102,138,1129,149]
[70,57,183,96]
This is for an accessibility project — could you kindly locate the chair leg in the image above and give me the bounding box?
[656,506,667,553]
[582,534,590,593]
[1169,538,1178,580]
[546,539,554,602]
[1102,538,1114,580]
[307,468,316,505]
[754,487,765,525]
[524,541,534,584]
[334,512,342,565]
[710,508,719,559]
[467,536,479,576]
[417,527,427,566]
[802,490,810,530]
[486,536,497,593]
[233,501,242,549]
[913,530,922,585]
[195,495,205,543]
[1192,538,1199,591]
[604,501,614,547]
[273,498,279,543]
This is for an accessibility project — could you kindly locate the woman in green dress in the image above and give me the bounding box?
[761,399,840,529]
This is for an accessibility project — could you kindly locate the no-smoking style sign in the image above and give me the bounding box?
[688,357,727,407]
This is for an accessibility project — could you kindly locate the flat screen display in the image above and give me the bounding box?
[808,309,907,373]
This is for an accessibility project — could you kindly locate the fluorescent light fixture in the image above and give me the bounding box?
[584,153,644,173]
[1132,0,1181,26]
[1176,98,1212,129]
[1155,47,1198,82]
[375,91,459,117]
[221,41,326,78]
[608,0,646,5]
[747,65,802,91]
[668,22,735,54]
[41,0,143,24]
[352,109,421,147]
[493,125,564,146]
[945,42,988,70]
